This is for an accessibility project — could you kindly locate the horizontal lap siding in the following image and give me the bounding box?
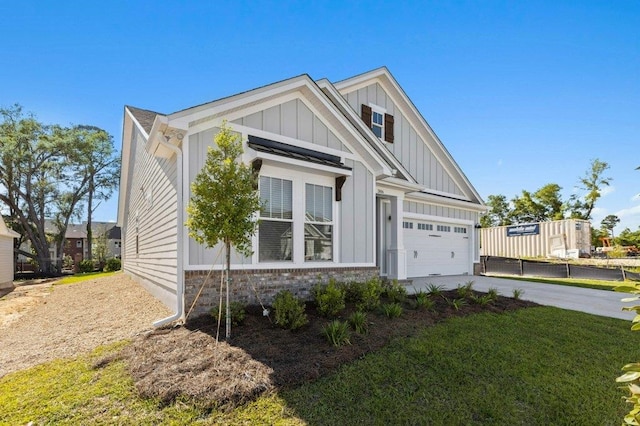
[343,83,464,197]
[0,237,14,287]
[123,126,179,309]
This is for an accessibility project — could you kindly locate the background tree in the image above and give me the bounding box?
[509,183,564,223]
[0,105,116,273]
[186,123,260,340]
[601,214,621,239]
[568,158,611,220]
[72,125,120,261]
[480,194,511,227]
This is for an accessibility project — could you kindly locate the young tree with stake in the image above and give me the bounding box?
[186,122,260,340]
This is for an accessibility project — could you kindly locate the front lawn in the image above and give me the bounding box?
[489,274,630,291]
[1,306,637,425]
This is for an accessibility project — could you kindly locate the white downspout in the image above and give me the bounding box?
[153,134,185,327]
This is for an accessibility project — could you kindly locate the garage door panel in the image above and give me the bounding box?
[404,220,470,277]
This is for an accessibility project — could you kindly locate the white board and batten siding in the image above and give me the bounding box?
[480,219,591,258]
[343,82,465,196]
[122,125,179,309]
[189,106,376,267]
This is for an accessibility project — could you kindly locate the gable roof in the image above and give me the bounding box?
[334,67,484,205]
[126,106,163,136]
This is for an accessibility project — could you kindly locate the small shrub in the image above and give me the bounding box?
[348,278,383,311]
[513,288,524,300]
[78,259,94,273]
[322,320,351,346]
[211,302,246,326]
[313,278,346,317]
[104,258,121,272]
[273,290,308,330]
[426,283,444,297]
[381,302,403,318]
[348,311,368,334]
[414,291,435,311]
[383,279,407,303]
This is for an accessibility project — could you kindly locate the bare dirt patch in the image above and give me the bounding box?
[0,280,56,329]
[0,273,172,378]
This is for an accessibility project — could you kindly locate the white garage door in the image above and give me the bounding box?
[404,220,471,277]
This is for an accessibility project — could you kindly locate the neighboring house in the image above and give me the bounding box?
[0,216,20,288]
[16,221,121,270]
[118,67,487,322]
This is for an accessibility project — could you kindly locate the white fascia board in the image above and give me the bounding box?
[118,110,137,226]
[182,78,392,180]
[168,76,312,128]
[406,191,489,213]
[378,176,425,193]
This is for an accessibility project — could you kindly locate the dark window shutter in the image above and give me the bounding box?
[384,113,394,143]
[361,104,372,127]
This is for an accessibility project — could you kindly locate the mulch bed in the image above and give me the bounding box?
[106,289,538,410]
[186,290,539,389]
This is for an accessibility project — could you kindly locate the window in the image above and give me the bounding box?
[76,240,82,248]
[372,111,383,138]
[259,176,293,262]
[454,227,467,234]
[305,184,333,261]
[114,241,121,248]
[403,221,413,229]
[417,223,433,231]
[437,225,451,232]
[361,104,394,143]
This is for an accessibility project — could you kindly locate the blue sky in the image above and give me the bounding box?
[2,1,638,233]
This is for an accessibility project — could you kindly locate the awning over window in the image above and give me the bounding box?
[247,135,351,171]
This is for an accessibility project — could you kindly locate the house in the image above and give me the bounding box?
[118,67,486,324]
[0,216,20,288]
[16,221,121,271]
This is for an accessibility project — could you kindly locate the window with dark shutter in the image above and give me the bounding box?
[361,104,372,127]
[384,113,394,143]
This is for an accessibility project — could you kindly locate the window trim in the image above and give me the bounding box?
[255,165,337,266]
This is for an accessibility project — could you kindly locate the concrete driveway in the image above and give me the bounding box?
[408,275,635,321]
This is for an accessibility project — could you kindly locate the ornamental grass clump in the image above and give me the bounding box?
[273,290,308,330]
[426,283,444,297]
[313,278,346,318]
[348,311,368,334]
[322,320,351,347]
[381,302,403,318]
[414,290,435,311]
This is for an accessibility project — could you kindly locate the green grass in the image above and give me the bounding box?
[489,274,632,291]
[1,307,638,425]
[56,271,120,285]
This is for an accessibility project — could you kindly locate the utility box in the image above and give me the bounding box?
[480,219,591,259]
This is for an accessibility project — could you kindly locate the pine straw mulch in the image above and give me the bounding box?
[95,289,539,411]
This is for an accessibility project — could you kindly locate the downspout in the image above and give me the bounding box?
[153,133,185,327]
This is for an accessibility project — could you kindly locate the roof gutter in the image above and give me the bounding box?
[152,128,185,327]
